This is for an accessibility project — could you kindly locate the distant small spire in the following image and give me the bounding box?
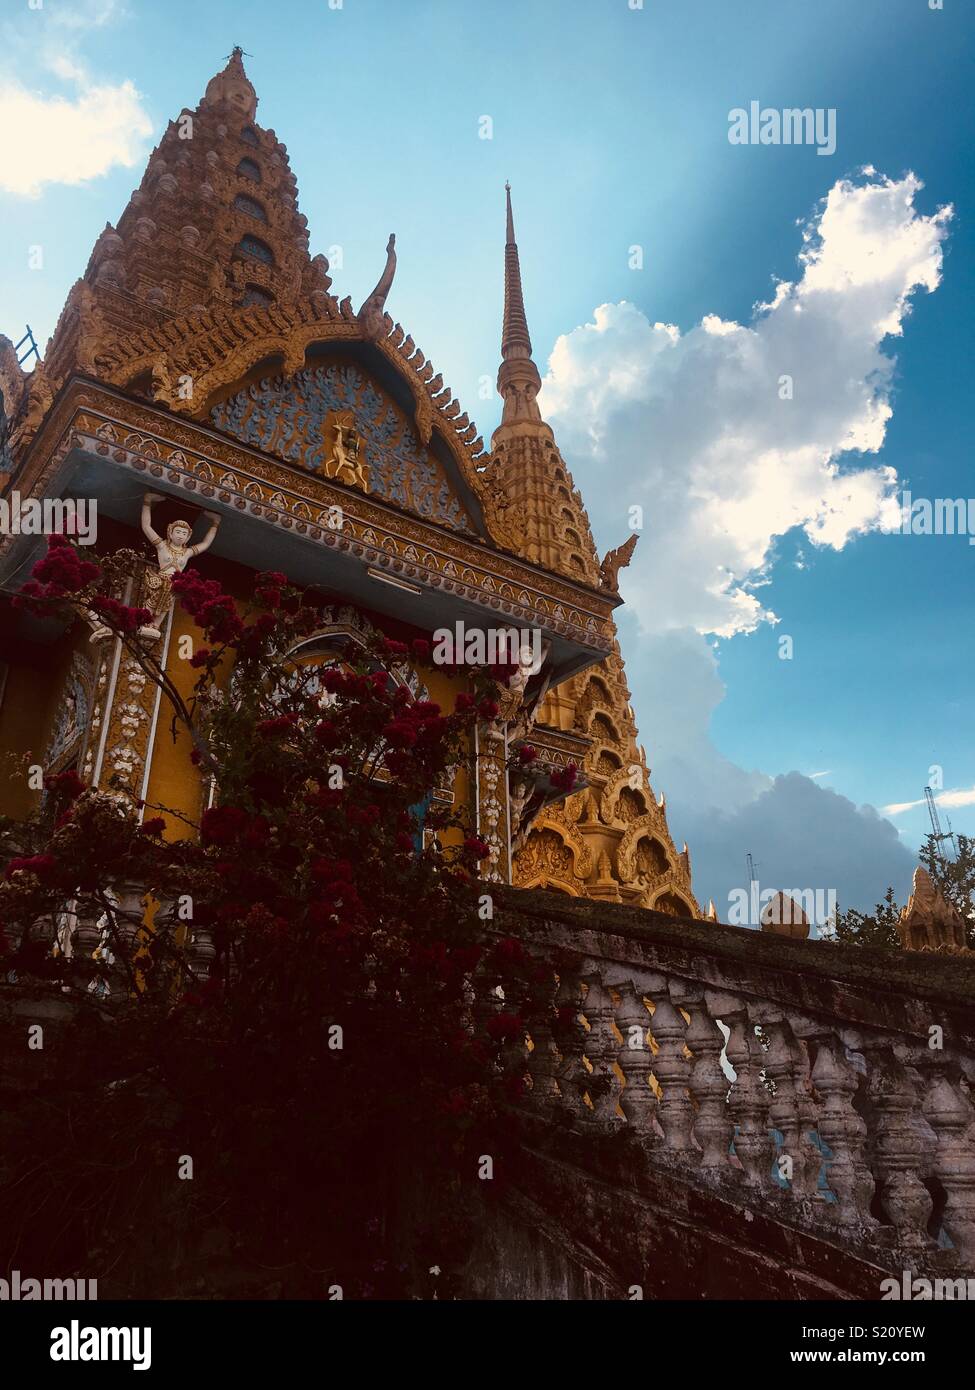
[496,183,543,431]
[501,183,533,362]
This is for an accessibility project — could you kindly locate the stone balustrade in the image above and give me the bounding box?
[5,881,974,1296]
[489,887,975,1284]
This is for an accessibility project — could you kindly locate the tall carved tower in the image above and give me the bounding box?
[29,46,333,426]
[496,189,699,916]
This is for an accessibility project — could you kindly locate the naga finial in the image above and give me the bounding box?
[599,533,639,591]
[357,233,397,341]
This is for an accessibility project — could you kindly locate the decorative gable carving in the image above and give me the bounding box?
[210,363,477,534]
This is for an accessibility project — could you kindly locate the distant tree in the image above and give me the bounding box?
[827,886,902,949]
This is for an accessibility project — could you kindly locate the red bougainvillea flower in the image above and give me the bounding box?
[310,857,354,885]
[189,647,212,668]
[381,638,409,656]
[453,692,475,712]
[477,698,499,720]
[517,745,537,764]
[243,815,271,849]
[254,571,288,608]
[139,818,166,836]
[485,1012,525,1043]
[411,638,431,662]
[550,762,578,792]
[494,936,525,966]
[464,836,491,860]
[44,768,86,801]
[412,701,441,719]
[256,713,300,738]
[314,720,341,748]
[383,719,418,750]
[441,1088,470,1117]
[171,573,244,644]
[5,854,57,881]
[449,944,482,973]
[200,804,249,845]
[88,596,153,633]
[29,535,101,594]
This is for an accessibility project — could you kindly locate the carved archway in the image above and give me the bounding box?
[617,814,673,880]
[517,873,580,897]
[587,744,623,780]
[582,706,623,746]
[651,890,694,919]
[598,766,651,825]
[514,819,594,887]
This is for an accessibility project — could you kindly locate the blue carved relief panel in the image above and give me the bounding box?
[210,364,475,534]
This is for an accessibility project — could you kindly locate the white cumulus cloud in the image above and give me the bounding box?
[538,171,953,916]
[884,787,975,817]
[0,74,152,198]
[539,172,952,639]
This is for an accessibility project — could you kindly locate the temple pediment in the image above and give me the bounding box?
[210,359,477,536]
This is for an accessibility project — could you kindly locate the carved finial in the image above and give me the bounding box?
[204,47,258,120]
[599,533,638,591]
[358,233,397,341]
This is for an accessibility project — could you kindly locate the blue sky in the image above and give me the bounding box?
[1,0,972,920]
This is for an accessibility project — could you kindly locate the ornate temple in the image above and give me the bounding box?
[0,49,697,917]
[4,53,975,1308]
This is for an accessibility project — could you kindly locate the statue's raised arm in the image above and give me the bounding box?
[190,510,221,558]
[141,492,164,547]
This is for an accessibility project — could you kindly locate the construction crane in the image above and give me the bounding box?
[924,786,958,864]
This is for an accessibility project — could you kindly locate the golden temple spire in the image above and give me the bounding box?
[496,183,544,432]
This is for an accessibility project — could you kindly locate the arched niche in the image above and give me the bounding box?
[651,890,693,919]
[514,819,593,887]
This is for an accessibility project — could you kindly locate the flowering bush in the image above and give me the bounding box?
[0,538,551,1299]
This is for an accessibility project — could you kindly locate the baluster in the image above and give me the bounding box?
[687,1004,733,1169]
[647,985,695,1152]
[765,1019,821,1197]
[810,1033,875,1223]
[725,1011,773,1185]
[582,974,623,1125]
[472,957,505,1068]
[553,972,590,1119]
[862,1040,933,1247]
[188,926,215,981]
[920,1053,975,1263]
[525,970,561,1115]
[614,980,656,1134]
[495,969,532,1094]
